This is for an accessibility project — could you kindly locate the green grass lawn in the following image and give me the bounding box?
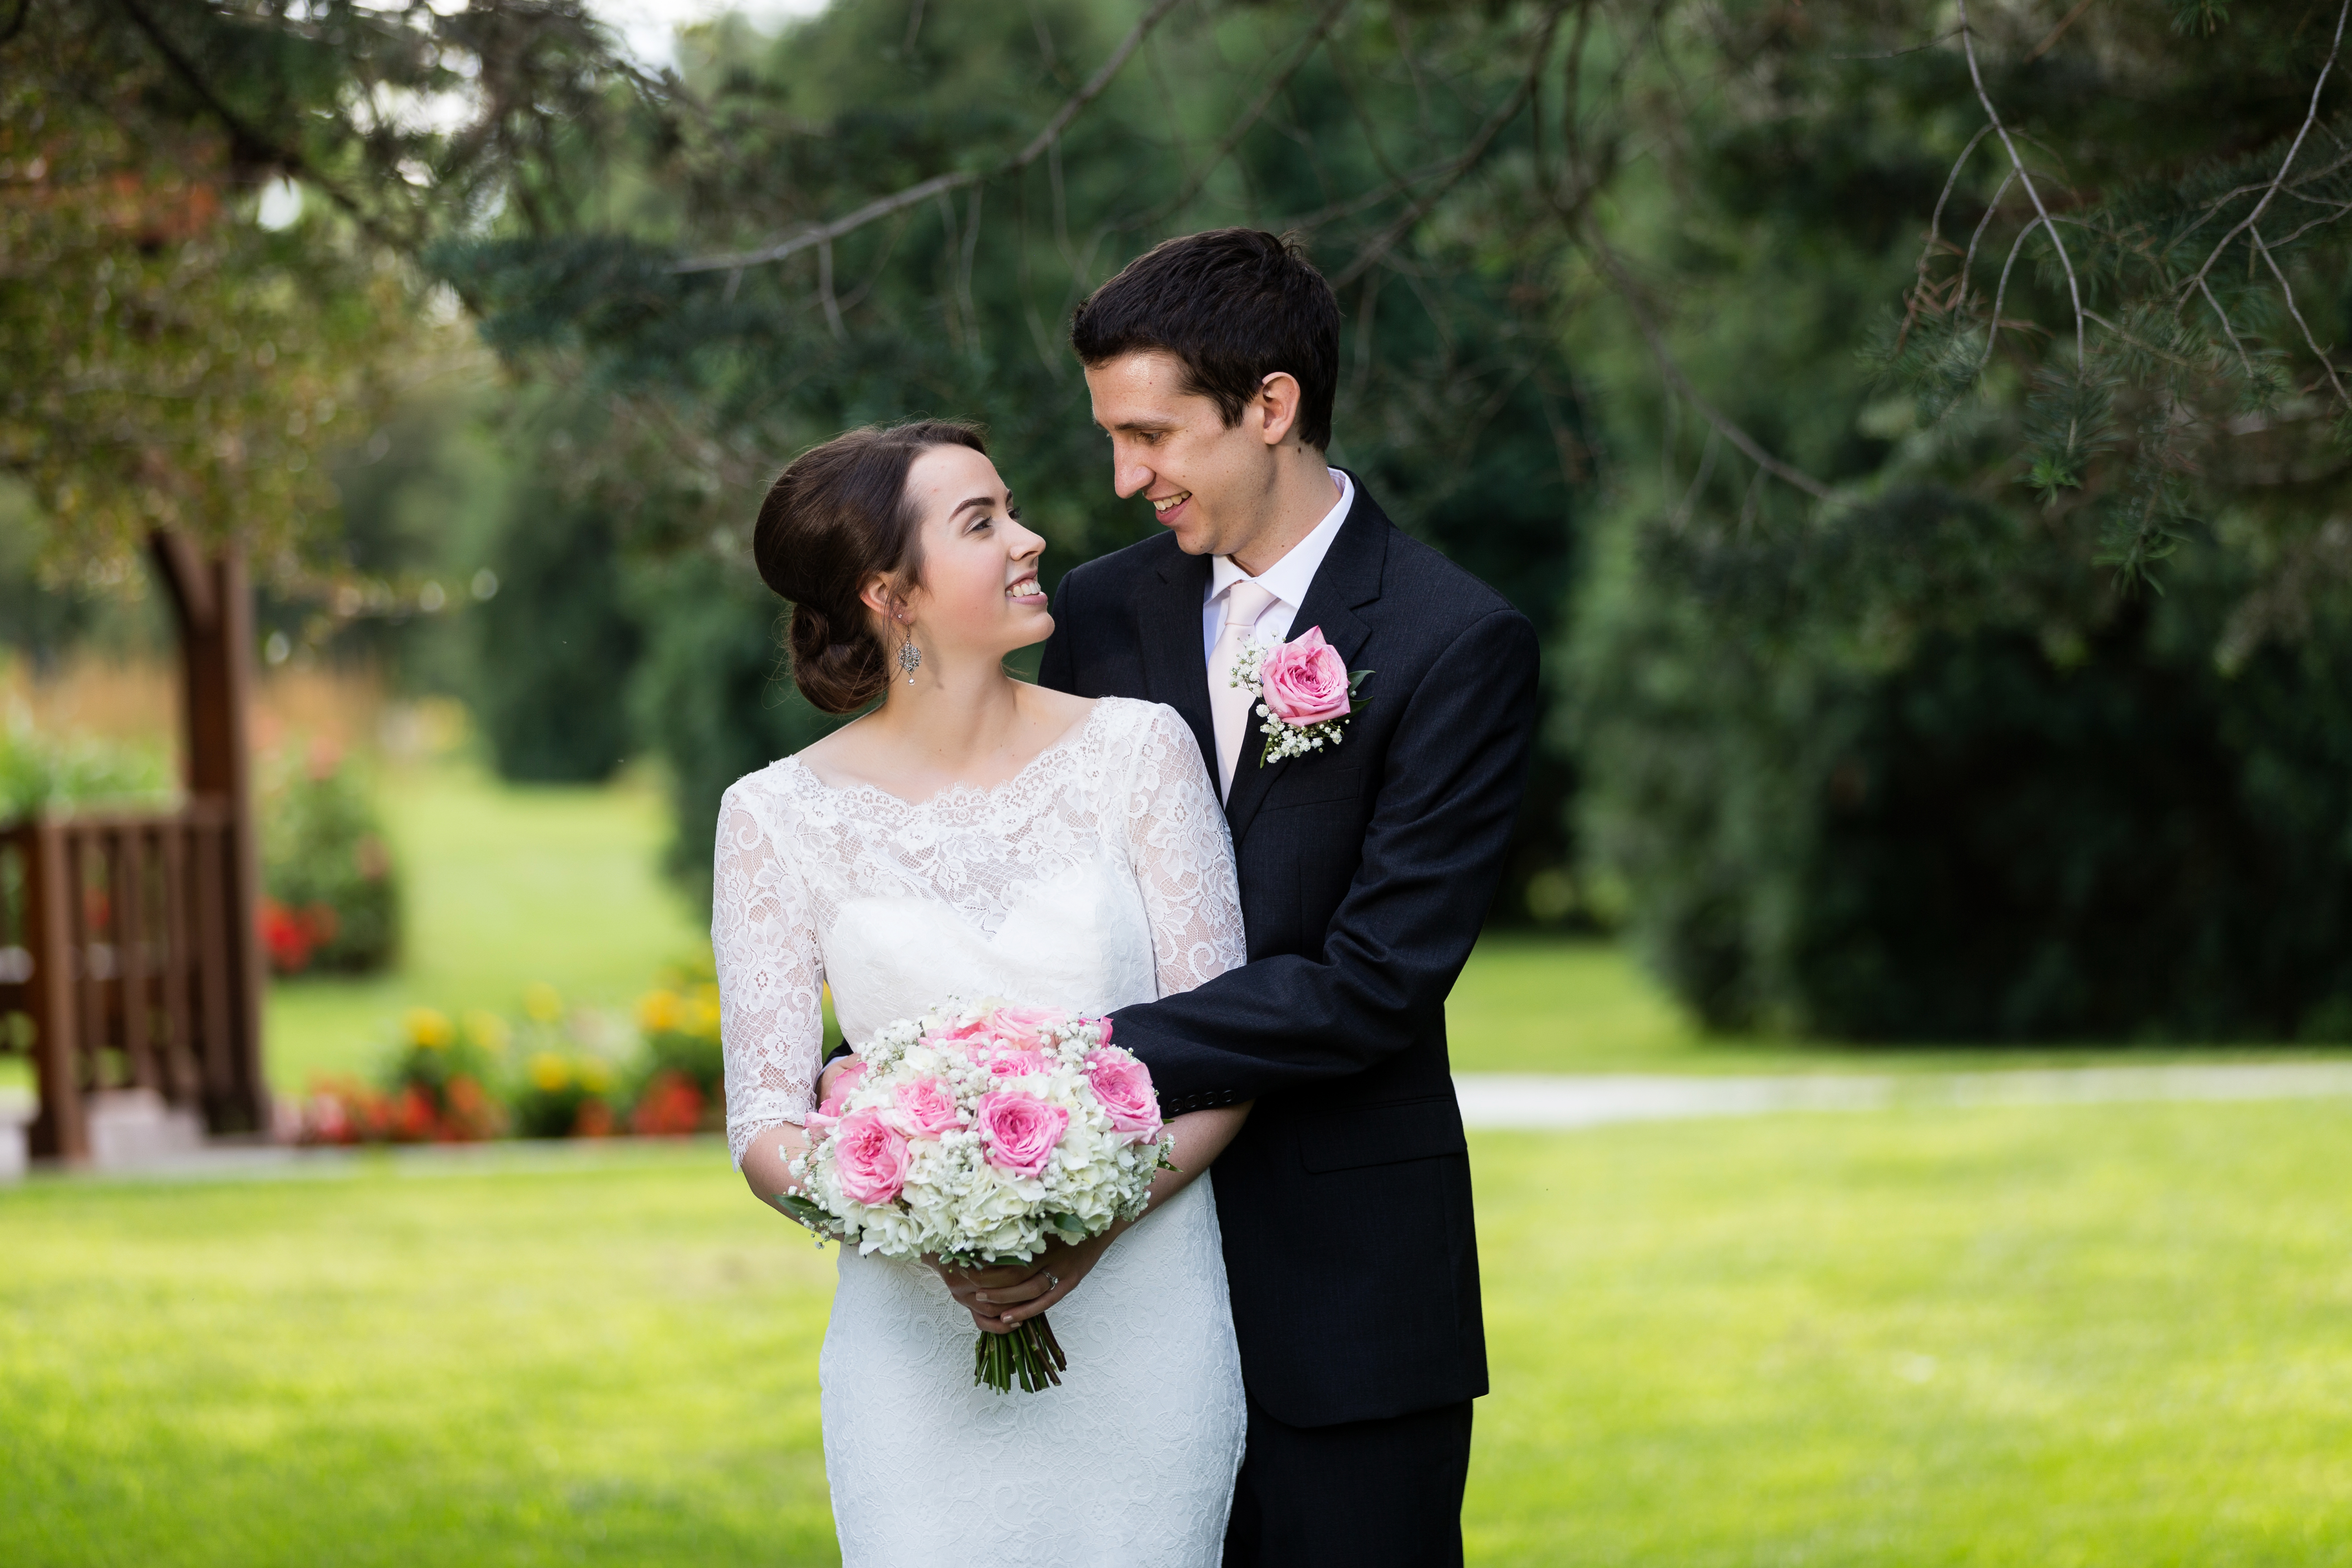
[6,1099,2349,1564]
[1447,936,2352,1075]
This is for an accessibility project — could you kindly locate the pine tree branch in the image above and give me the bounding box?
[1982,215,2050,368]
[2179,0,2351,304]
[1957,0,2087,367]
[1121,0,1353,232]
[1581,232,1837,502]
[2025,0,2099,63]
[1960,165,2020,303]
[1330,1,1568,289]
[673,0,1186,274]
[1899,123,1993,344]
[2197,277,2258,382]
[2252,229,2351,406]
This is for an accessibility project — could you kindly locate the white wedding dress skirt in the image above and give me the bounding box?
[820,1177,1242,1565]
[712,702,1252,1567]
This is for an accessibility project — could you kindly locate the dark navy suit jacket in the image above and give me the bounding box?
[1037,475,1540,1427]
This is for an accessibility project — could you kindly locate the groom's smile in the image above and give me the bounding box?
[1083,348,1300,564]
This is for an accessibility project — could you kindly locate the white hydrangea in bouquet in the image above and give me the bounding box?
[776,1001,1173,1393]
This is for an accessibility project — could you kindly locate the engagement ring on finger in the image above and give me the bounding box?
[1045,1271,1060,1291]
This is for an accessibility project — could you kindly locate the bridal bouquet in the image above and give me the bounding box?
[777,1001,1172,1393]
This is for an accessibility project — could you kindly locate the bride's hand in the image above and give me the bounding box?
[927,1256,1031,1335]
[929,1225,1126,1334]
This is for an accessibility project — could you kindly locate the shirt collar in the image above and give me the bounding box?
[1208,466,1354,608]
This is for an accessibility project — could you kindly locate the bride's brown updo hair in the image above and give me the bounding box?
[753,420,988,714]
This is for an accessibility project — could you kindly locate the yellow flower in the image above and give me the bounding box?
[637,989,681,1034]
[687,982,722,1038]
[463,1010,512,1054]
[404,1008,454,1050]
[522,982,563,1024]
[528,1051,569,1093]
[578,1057,613,1095]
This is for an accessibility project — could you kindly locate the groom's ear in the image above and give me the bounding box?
[1254,372,1305,449]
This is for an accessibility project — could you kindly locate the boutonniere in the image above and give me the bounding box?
[1228,626,1374,767]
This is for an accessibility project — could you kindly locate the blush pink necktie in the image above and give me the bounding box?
[1210,578,1279,801]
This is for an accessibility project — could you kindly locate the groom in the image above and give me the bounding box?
[1035,229,1541,1566]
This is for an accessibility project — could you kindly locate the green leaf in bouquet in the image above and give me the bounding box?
[776,1192,838,1236]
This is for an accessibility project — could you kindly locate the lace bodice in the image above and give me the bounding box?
[713,697,1245,1167]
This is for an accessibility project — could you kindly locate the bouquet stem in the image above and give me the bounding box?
[973,1313,1068,1394]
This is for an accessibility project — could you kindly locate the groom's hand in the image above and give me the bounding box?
[929,1225,1126,1334]
[813,1056,852,1107]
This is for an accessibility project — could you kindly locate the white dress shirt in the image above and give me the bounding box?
[1200,467,1355,660]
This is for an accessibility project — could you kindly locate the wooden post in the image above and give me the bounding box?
[23,822,88,1162]
[156,822,200,1103]
[150,533,269,1135]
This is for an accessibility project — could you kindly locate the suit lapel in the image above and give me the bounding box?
[1140,547,1217,777]
[1224,477,1391,850]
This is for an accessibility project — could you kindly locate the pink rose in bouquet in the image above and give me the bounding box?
[1259,627,1353,725]
[833,1109,911,1205]
[1085,1049,1163,1143]
[975,1043,1053,1077]
[985,1004,1063,1052]
[806,1055,870,1132]
[890,1076,965,1137]
[976,1089,1069,1177]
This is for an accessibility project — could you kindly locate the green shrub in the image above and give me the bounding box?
[1565,489,2352,1042]
[259,753,401,975]
[0,709,173,821]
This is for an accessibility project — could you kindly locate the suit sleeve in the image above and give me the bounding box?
[1112,604,1540,1106]
[1037,572,1081,695]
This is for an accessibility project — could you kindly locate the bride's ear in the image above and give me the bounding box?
[859,573,904,629]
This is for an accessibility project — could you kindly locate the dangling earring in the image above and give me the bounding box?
[897,618,921,683]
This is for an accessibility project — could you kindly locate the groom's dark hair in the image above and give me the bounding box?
[1070,228,1340,451]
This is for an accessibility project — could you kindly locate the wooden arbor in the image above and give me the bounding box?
[0,535,268,1160]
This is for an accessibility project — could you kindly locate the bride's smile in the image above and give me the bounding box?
[882,442,1056,670]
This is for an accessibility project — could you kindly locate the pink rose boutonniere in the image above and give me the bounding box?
[1228,625,1373,768]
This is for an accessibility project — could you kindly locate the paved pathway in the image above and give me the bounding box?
[1451,1062,2352,1129]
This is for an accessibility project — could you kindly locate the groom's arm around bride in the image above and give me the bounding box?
[1036,227,1541,1568]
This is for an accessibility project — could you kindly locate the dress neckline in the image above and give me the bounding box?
[782,700,1108,814]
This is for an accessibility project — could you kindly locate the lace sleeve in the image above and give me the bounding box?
[1118,703,1247,997]
[712,775,826,1169]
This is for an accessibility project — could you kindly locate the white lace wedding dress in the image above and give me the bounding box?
[712,697,1249,1567]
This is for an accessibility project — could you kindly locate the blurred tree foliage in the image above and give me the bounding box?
[435,0,1588,899]
[473,419,641,781]
[22,1,2352,1036]
[1552,1,2352,1038]
[0,0,629,589]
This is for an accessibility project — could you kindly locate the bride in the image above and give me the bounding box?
[713,421,1251,1565]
